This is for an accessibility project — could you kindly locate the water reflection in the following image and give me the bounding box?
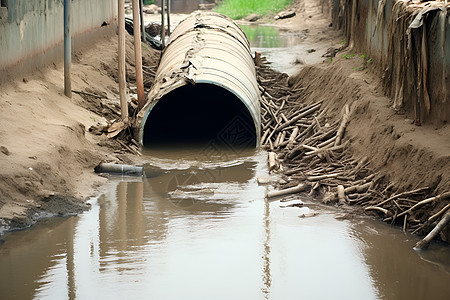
[239,24,307,75]
[240,25,304,48]
[351,218,450,300]
[1,150,450,299]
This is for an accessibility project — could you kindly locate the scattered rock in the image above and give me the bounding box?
[275,10,296,20]
[299,212,319,218]
[293,57,305,65]
[245,13,261,22]
[322,47,339,58]
[89,119,109,136]
[0,146,10,156]
[307,49,316,53]
[199,3,215,10]
[146,22,162,37]
[257,176,271,185]
[143,4,159,14]
[280,200,304,208]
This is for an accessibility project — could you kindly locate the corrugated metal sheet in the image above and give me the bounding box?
[136,11,261,147]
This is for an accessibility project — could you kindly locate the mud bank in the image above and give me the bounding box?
[285,55,450,241]
[0,33,160,233]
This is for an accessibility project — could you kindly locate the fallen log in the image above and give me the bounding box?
[266,183,308,199]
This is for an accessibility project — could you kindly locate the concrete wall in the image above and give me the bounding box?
[331,0,450,127]
[0,0,117,82]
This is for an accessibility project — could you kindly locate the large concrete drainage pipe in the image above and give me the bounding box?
[135,11,261,149]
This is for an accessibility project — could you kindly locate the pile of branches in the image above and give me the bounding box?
[256,57,450,249]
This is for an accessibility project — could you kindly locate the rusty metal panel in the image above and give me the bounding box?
[136,11,261,147]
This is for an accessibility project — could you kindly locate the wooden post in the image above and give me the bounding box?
[118,0,128,121]
[139,0,146,42]
[64,0,71,98]
[161,0,166,49]
[132,0,145,104]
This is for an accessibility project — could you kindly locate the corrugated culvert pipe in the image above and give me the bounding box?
[135,11,261,149]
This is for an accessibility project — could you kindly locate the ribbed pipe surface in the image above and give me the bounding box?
[135,11,261,149]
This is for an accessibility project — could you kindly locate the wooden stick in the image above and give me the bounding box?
[317,136,336,148]
[288,127,299,144]
[268,152,277,171]
[118,0,129,121]
[415,209,450,250]
[365,206,390,215]
[307,173,342,181]
[305,142,347,156]
[132,0,145,105]
[337,185,345,204]
[275,102,322,132]
[335,104,350,146]
[428,203,450,223]
[375,187,430,208]
[266,183,308,199]
[396,192,450,219]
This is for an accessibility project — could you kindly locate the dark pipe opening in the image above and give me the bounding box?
[143,83,257,149]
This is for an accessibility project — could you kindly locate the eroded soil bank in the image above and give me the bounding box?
[0,0,449,245]
[0,34,159,233]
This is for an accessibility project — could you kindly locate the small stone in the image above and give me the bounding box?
[245,14,260,22]
[0,146,10,156]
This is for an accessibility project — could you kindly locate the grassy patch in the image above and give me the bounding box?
[215,0,293,20]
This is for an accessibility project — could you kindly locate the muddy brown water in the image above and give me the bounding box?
[1,25,450,299]
[1,149,450,299]
[240,25,308,75]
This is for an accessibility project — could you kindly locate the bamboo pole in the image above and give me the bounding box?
[118,0,129,121]
[64,0,71,98]
[132,0,145,104]
[266,184,308,199]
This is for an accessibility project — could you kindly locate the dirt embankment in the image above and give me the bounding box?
[0,33,160,233]
[259,0,450,242]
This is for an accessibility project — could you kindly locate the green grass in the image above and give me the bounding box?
[215,0,293,20]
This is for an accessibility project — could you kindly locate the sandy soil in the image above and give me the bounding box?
[0,34,159,232]
[1,0,448,239]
